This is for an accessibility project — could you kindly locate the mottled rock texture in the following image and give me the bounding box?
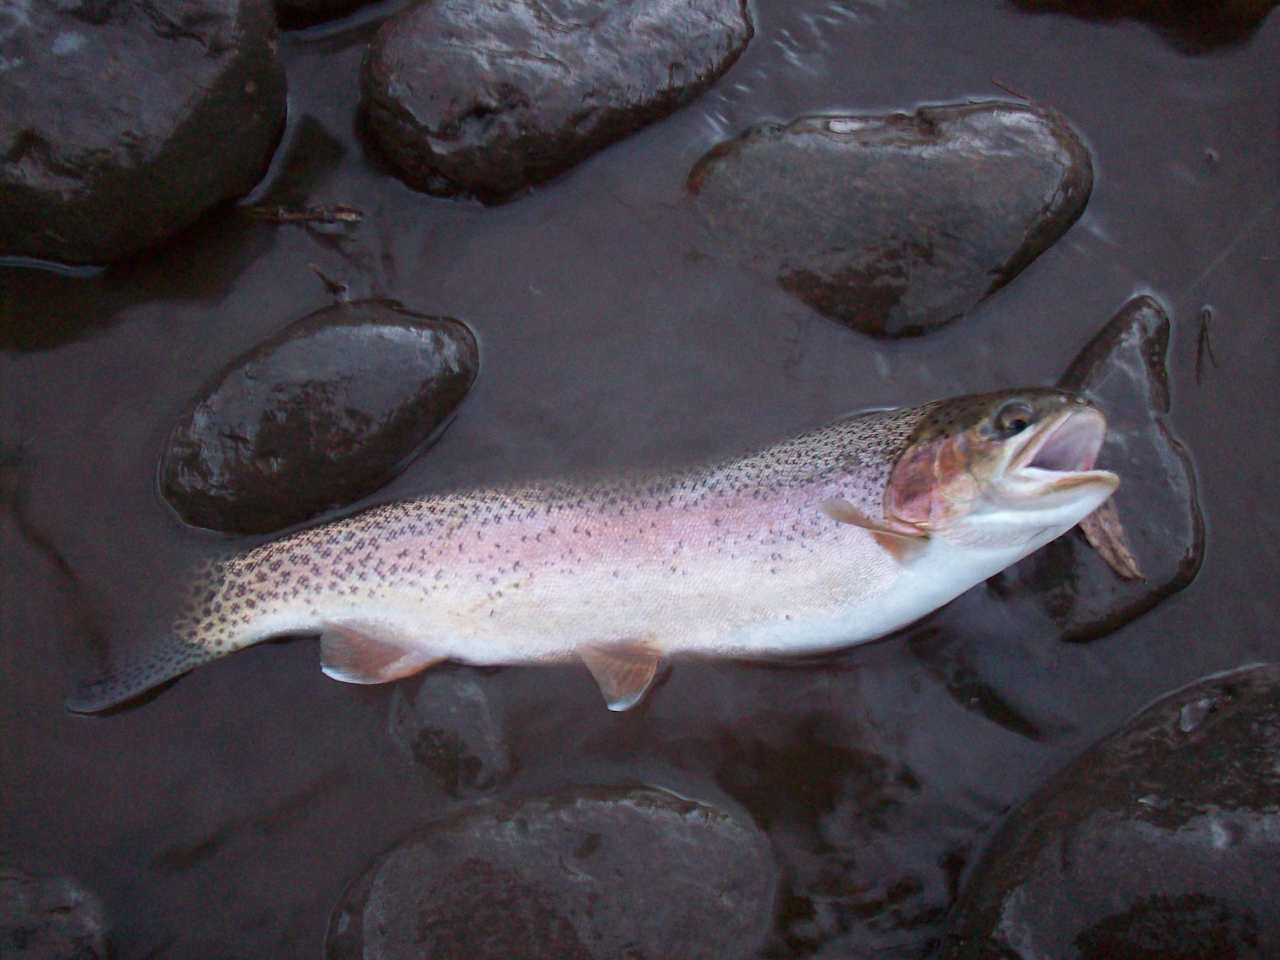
[362,0,753,201]
[689,102,1093,337]
[942,664,1280,959]
[1011,0,1279,52]
[160,299,478,535]
[0,867,109,959]
[990,296,1204,641]
[0,0,286,264]
[327,787,776,959]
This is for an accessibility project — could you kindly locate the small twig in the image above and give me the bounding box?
[991,78,1031,100]
[308,262,350,302]
[245,203,363,225]
[1195,306,1219,385]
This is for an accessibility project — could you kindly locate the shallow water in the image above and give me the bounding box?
[2,1,1278,956]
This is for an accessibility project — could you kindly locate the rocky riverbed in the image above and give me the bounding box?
[2,1,1277,957]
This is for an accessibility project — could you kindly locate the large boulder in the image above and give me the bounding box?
[362,0,753,201]
[941,664,1280,959]
[0,0,286,265]
[688,102,1093,337]
[160,299,479,535]
[326,787,777,960]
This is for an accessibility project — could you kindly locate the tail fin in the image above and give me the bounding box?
[66,638,217,714]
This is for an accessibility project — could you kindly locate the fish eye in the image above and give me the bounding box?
[994,400,1035,438]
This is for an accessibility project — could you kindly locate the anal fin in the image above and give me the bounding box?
[579,642,661,711]
[320,621,441,685]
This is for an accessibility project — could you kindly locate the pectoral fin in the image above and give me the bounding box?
[1079,498,1144,581]
[579,642,661,711]
[320,621,441,684]
[820,498,928,564]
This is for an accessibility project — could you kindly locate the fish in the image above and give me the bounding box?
[67,388,1119,714]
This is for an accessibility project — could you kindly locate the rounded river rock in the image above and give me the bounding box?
[362,0,754,201]
[942,664,1280,959]
[990,295,1204,641]
[688,102,1094,337]
[160,299,478,535]
[0,0,286,265]
[1010,0,1280,53]
[387,669,512,797]
[326,787,777,960]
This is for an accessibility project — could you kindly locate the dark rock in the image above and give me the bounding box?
[688,102,1093,337]
[941,664,1280,959]
[387,669,512,796]
[0,867,109,959]
[0,0,286,265]
[160,299,478,535]
[1010,0,1279,53]
[362,0,753,201]
[988,296,1204,641]
[326,787,777,959]
[274,0,379,29]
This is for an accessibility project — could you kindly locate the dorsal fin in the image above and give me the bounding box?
[819,498,929,564]
[579,642,661,711]
[320,622,441,684]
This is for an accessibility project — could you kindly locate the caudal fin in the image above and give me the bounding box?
[66,638,216,714]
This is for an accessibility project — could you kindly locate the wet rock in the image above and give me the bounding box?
[1010,1,1279,53]
[688,102,1093,337]
[0,0,286,265]
[160,299,478,535]
[988,296,1204,641]
[274,0,379,29]
[387,669,512,796]
[941,664,1280,959]
[0,867,109,959]
[326,787,776,959]
[362,0,753,201]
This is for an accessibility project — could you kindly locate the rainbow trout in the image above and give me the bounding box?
[69,388,1118,713]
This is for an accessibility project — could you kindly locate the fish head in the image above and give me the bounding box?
[884,389,1119,550]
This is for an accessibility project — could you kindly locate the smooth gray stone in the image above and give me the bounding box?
[689,102,1093,337]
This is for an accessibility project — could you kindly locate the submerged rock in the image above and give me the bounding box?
[941,664,1280,958]
[1010,0,1279,53]
[160,299,478,535]
[989,296,1204,641]
[0,0,286,265]
[274,0,379,29]
[326,787,776,959]
[688,102,1093,337]
[387,669,512,796]
[362,0,753,201]
[0,867,109,959]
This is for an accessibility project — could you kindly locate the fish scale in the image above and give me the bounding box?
[68,390,1117,713]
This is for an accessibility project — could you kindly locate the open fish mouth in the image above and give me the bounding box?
[1009,406,1117,495]
[1014,406,1105,472]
